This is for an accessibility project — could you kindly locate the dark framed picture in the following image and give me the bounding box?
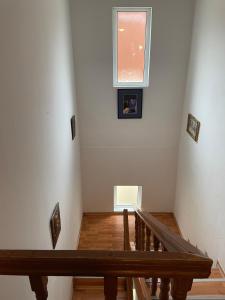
[118,89,143,119]
[71,115,76,140]
[50,203,61,249]
[187,114,201,142]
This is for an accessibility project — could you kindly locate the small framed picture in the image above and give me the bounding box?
[50,203,61,249]
[118,89,143,119]
[71,115,76,140]
[187,114,200,142]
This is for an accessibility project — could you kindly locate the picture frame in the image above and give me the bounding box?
[50,203,61,249]
[186,113,201,142]
[71,115,76,140]
[117,89,143,119]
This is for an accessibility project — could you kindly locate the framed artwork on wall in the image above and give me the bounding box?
[186,113,201,142]
[50,203,61,249]
[71,115,76,140]
[117,89,143,119]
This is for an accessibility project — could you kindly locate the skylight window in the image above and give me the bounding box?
[113,7,152,88]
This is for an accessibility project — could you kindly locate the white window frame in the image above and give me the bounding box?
[112,7,152,88]
[113,186,143,212]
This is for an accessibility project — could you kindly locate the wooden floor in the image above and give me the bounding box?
[78,213,134,250]
[78,212,179,250]
[75,212,225,298]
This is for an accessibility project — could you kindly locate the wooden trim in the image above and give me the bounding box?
[0,250,212,278]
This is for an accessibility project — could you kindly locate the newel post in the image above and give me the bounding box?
[171,278,193,300]
[29,276,48,300]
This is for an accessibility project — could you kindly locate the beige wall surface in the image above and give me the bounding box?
[175,0,225,269]
[0,0,82,299]
[71,0,195,212]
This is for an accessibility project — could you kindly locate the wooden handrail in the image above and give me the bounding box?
[0,250,212,277]
[136,209,204,255]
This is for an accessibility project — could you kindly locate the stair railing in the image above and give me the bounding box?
[0,210,212,300]
[134,209,213,300]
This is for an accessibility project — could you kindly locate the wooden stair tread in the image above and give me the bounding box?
[189,281,225,296]
[74,277,126,290]
[73,289,127,300]
[74,278,127,300]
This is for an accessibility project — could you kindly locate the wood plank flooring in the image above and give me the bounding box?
[78,213,179,250]
[78,214,135,250]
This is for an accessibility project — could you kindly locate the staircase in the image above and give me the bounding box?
[0,209,217,300]
[73,211,224,300]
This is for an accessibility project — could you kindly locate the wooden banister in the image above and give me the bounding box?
[134,209,213,300]
[135,209,203,254]
[0,209,213,300]
[0,250,212,277]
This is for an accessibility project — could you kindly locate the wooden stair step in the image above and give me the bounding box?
[73,277,127,300]
[73,289,127,300]
[189,281,225,296]
[74,277,126,290]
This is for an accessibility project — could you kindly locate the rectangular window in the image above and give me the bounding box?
[114,186,142,211]
[113,7,152,88]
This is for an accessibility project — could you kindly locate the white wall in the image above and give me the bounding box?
[175,0,225,269]
[0,0,82,299]
[71,0,195,212]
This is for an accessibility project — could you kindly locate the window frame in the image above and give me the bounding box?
[113,185,142,212]
[112,7,152,88]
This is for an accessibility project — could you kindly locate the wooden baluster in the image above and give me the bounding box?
[126,277,133,300]
[135,212,139,250]
[137,217,142,251]
[171,278,193,300]
[138,218,142,251]
[29,276,48,300]
[159,278,170,300]
[104,276,118,300]
[146,227,151,251]
[162,245,167,252]
[141,221,145,251]
[151,235,160,296]
[153,235,160,251]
